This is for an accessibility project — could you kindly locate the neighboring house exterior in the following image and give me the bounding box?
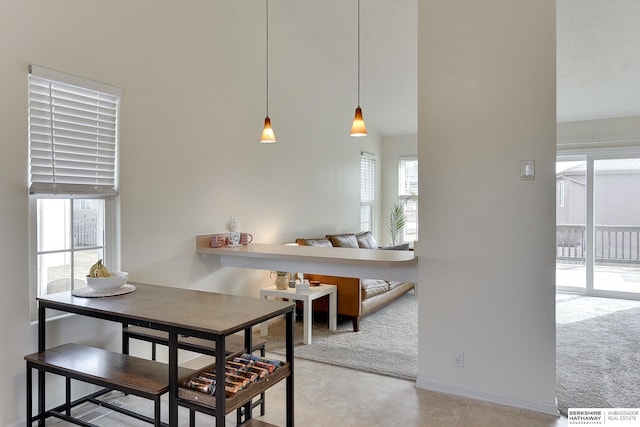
[556,164,586,226]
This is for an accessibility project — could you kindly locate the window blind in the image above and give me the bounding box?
[360,151,376,203]
[28,65,122,196]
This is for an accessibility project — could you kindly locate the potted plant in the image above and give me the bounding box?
[272,271,290,290]
[386,203,406,246]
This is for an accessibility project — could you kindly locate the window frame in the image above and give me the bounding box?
[558,180,565,207]
[27,66,121,319]
[556,153,640,300]
[360,151,376,233]
[398,156,418,243]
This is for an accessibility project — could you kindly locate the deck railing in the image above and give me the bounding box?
[557,225,640,264]
[73,217,97,247]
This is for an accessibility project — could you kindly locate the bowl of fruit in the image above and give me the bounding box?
[86,260,128,291]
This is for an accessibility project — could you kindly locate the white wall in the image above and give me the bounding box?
[116,0,386,292]
[0,1,32,422]
[417,0,557,414]
[0,1,381,425]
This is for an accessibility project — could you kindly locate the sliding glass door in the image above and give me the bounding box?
[593,158,640,294]
[556,155,640,298]
[556,160,587,290]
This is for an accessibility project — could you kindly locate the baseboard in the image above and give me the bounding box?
[415,377,560,416]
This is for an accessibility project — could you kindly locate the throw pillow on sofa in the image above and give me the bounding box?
[355,231,378,249]
[295,238,333,247]
[325,233,359,248]
[302,231,381,249]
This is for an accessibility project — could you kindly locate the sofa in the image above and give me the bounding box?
[295,231,415,332]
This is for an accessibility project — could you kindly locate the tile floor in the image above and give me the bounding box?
[42,354,568,427]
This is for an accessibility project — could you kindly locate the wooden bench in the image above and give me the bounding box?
[25,343,195,427]
[122,325,268,425]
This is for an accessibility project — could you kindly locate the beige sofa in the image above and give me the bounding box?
[295,231,415,332]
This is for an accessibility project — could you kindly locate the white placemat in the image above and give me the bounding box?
[71,284,136,298]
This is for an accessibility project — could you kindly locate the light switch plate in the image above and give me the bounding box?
[520,160,535,180]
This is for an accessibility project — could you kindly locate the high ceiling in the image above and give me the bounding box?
[557,0,640,123]
[283,0,640,136]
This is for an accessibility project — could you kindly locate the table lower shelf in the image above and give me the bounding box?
[178,362,291,415]
[238,419,279,427]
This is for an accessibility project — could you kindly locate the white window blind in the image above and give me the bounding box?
[360,152,376,232]
[28,65,122,196]
[360,152,376,203]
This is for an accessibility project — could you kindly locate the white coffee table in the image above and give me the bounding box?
[260,284,337,344]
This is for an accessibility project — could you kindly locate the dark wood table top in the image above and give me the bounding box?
[38,282,294,337]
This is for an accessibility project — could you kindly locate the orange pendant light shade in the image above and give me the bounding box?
[260,116,276,143]
[350,106,367,136]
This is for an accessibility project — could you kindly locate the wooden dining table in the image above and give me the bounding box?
[35,282,295,426]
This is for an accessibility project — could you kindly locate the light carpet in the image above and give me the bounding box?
[556,294,640,416]
[259,291,418,380]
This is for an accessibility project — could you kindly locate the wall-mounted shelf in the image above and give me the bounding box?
[196,235,418,283]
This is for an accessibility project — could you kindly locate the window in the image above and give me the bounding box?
[398,157,418,243]
[28,65,121,300]
[79,200,93,210]
[35,198,108,296]
[360,152,376,232]
[558,180,565,207]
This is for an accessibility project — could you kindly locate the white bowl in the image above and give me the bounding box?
[86,272,128,291]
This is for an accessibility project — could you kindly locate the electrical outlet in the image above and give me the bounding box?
[454,349,464,368]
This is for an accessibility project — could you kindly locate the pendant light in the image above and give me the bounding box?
[260,0,276,143]
[350,0,367,137]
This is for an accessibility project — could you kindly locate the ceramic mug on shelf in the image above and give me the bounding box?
[210,233,225,248]
[240,232,253,245]
[227,231,241,246]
